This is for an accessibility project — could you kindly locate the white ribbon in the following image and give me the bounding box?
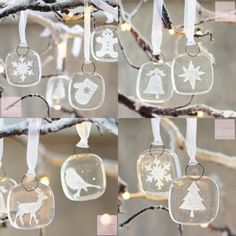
[184,0,197,46]
[186,118,198,165]
[151,117,164,146]
[152,0,163,55]
[0,119,4,168]
[76,122,92,148]
[92,0,118,22]
[57,37,68,71]
[84,0,91,63]
[19,10,28,47]
[26,118,42,176]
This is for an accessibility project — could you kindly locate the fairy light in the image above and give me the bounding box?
[168,28,175,35]
[40,176,50,186]
[53,104,62,111]
[196,28,203,36]
[200,223,209,228]
[100,214,112,226]
[197,111,204,117]
[121,22,131,32]
[68,11,74,18]
[122,191,130,200]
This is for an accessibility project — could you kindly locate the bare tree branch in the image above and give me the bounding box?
[0,118,118,138]
[118,92,236,118]
[0,0,117,19]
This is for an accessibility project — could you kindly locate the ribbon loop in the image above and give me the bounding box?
[184,0,197,46]
[84,0,91,63]
[151,117,164,146]
[152,0,163,55]
[76,122,92,148]
[92,0,118,22]
[19,10,28,47]
[0,119,4,168]
[186,118,198,165]
[26,118,42,176]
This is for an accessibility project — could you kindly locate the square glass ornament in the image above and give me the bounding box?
[5,47,41,87]
[46,75,70,110]
[0,177,17,219]
[169,176,219,225]
[137,148,181,196]
[171,52,213,95]
[7,182,55,229]
[61,153,106,201]
[69,72,105,110]
[91,25,118,62]
[136,62,173,103]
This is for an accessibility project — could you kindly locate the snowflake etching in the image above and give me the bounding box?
[12,57,34,81]
[145,159,172,190]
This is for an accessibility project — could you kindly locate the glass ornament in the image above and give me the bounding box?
[46,75,70,110]
[91,25,118,62]
[7,180,55,229]
[136,62,173,103]
[137,147,181,196]
[61,153,106,201]
[5,46,41,87]
[169,176,219,225]
[171,52,213,95]
[0,177,17,219]
[69,71,105,110]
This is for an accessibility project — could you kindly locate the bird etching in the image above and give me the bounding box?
[65,168,101,198]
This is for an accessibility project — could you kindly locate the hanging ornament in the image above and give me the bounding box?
[46,41,70,111]
[91,25,118,62]
[169,118,219,225]
[5,11,42,87]
[136,0,173,104]
[7,119,55,229]
[61,122,106,201]
[171,0,213,95]
[69,1,105,110]
[0,119,17,219]
[137,117,181,196]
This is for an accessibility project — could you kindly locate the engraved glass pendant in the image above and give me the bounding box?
[91,25,118,62]
[69,71,105,110]
[136,62,173,103]
[137,147,181,196]
[46,75,70,110]
[5,46,41,87]
[0,177,17,219]
[171,52,213,95]
[7,180,55,229]
[61,153,106,201]
[169,176,219,225]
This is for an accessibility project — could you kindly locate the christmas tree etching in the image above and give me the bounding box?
[143,68,166,99]
[179,182,206,218]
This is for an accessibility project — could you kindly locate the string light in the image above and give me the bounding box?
[200,223,209,228]
[122,191,130,200]
[168,28,175,35]
[196,28,203,36]
[40,176,50,186]
[100,214,112,226]
[197,111,204,117]
[121,22,131,32]
[68,11,74,18]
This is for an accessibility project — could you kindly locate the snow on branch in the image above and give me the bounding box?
[0,0,117,19]
[0,118,118,138]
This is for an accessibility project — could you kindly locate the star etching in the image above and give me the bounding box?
[178,61,205,90]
